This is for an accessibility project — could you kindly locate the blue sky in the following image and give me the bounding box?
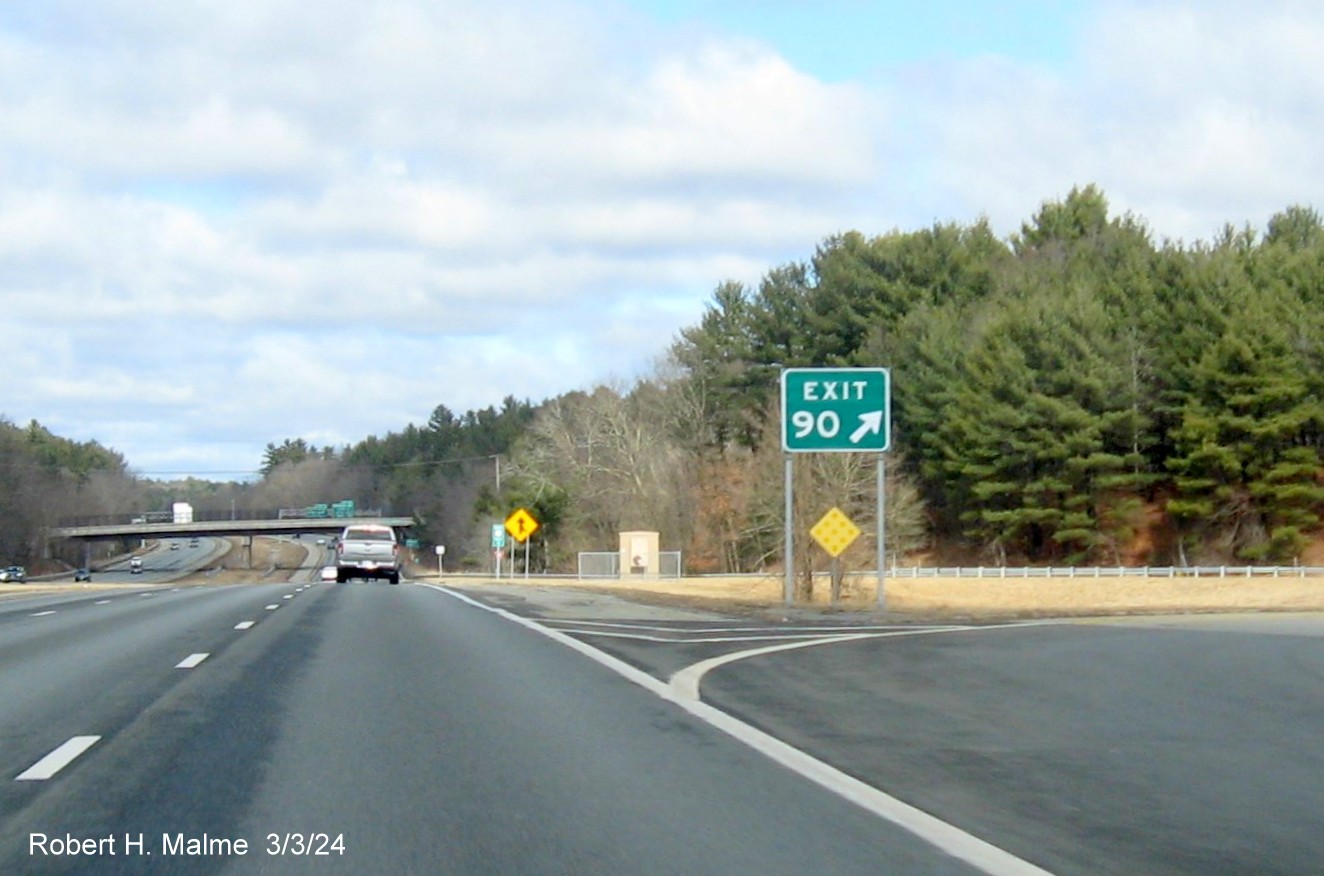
[630,0,1085,78]
[0,0,1320,478]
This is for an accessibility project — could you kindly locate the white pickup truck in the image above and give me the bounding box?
[335,523,401,584]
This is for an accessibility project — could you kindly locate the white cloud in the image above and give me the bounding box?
[889,0,1324,242]
[503,40,879,189]
[3,0,1324,475]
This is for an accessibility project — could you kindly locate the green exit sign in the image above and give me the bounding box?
[780,367,891,453]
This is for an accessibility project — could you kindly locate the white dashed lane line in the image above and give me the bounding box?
[16,736,101,781]
[175,653,210,669]
[14,595,296,783]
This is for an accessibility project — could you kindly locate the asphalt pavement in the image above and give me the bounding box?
[0,580,994,875]
[471,585,1324,876]
[7,576,1324,875]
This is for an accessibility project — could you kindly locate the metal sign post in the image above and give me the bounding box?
[784,454,794,605]
[780,367,892,608]
[504,508,540,582]
[491,524,505,579]
[810,507,862,605]
[877,454,886,609]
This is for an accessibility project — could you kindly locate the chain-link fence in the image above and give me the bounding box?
[577,551,682,579]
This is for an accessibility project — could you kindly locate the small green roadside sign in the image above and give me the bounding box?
[780,367,891,453]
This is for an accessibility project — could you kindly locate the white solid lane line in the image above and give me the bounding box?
[175,653,209,669]
[16,736,101,781]
[235,621,255,630]
[431,585,1058,876]
[552,620,916,632]
[670,633,888,701]
[30,611,56,617]
[556,628,911,645]
[670,622,1047,702]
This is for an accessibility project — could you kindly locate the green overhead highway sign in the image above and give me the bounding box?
[780,367,891,453]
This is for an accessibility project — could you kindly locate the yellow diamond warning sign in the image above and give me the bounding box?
[810,507,861,557]
[504,508,539,543]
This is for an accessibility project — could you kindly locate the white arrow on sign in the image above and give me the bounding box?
[850,410,884,444]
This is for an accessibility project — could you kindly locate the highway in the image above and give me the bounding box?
[68,534,333,587]
[6,576,1324,875]
[91,536,231,585]
[0,581,993,875]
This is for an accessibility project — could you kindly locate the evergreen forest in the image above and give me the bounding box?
[7,186,1324,575]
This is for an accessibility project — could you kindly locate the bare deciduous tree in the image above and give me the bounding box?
[509,382,694,562]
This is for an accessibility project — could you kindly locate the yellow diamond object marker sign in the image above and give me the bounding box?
[504,508,540,543]
[810,507,861,558]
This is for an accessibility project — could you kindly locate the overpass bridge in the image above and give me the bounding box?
[50,516,415,542]
[48,514,416,569]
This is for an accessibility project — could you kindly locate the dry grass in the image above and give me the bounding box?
[430,571,1324,620]
[205,537,311,583]
[879,573,1324,619]
[11,550,1324,620]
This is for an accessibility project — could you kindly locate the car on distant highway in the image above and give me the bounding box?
[170,541,181,550]
[0,565,25,583]
[129,556,143,574]
[74,568,92,582]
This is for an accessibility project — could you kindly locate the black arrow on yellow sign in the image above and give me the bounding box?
[504,508,539,543]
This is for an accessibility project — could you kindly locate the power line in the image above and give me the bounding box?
[133,452,504,479]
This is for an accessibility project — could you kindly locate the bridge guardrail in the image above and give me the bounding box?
[56,509,392,528]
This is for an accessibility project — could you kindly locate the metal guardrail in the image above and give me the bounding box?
[55,509,388,528]
[358,565,1324,584]
[681,565,1324,581]
[884,565,1324,579]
